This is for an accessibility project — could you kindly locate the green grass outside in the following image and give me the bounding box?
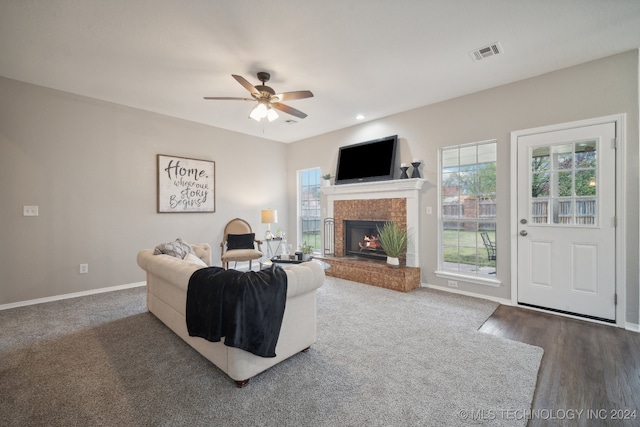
[443,229,496,268]
[301,232,321,253]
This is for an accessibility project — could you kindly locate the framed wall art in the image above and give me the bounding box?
[157,154,215,213]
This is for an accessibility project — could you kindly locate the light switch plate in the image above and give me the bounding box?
[23,206,39,216]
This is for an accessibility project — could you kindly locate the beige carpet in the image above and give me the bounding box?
[0,276,543,426]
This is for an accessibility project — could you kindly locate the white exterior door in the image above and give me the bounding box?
[517,122,616,321]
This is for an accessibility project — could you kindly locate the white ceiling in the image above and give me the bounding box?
[1,0,639,143]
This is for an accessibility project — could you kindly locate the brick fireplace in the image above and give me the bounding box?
[334,198,407,263]
[320,178,425,292]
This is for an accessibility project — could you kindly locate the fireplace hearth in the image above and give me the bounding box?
[345,220,387,260]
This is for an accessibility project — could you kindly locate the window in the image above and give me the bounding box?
[298,168,321,253]
[530,141,597,226]
[439,140,497,279]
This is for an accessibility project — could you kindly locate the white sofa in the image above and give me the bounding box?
[137,243,325,387]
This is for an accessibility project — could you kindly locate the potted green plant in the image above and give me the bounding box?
[300,242,314,261]
[376,221,408,268]
[322,173,332,186]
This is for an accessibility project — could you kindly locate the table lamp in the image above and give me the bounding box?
[261,209,278,240]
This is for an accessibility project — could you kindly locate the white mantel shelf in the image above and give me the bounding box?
[320,178,426,197]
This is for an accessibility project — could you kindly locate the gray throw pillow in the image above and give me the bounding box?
[154,238,195,258]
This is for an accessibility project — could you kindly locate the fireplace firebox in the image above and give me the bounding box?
[344,220,387,260]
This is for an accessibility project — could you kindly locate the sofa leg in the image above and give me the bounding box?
[302,346,311,353]
[234,379,249,388]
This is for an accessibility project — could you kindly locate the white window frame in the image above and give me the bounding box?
[435,140,500,287]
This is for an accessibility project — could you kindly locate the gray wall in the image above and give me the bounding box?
[0,77,288,305]
[286,50,639,324]
[2,50,637,324]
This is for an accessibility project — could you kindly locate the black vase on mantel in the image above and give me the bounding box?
[411,161,421,178]
[400,165,409,179]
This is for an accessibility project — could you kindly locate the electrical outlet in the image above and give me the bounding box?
[23,206,39,216]
[447,280,458,288]
[426,206,433,215]
[79,264,89,274]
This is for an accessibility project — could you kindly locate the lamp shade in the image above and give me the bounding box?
[261,209,278,224]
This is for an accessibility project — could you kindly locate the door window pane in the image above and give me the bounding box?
[531,199,549,224]
[532,172,550,198]
[553,144,573,169]
[576,170,596,196]
[530,140,598,227]
[556,171,573,197]
[575,141,597,168]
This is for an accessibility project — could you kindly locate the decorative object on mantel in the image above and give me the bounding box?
[411,159,421,178]
[322,173,332,186]
[261,209,278,240]
[376,221,408,268]
[157,154,215,213]
[400,163,409,179]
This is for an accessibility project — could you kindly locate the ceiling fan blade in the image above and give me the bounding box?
[271,90,314,102]
[203,97,254,101]
[232,74,260,97]
[271,102,308,119]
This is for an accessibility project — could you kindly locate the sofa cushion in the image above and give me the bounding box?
[154,238,194,258]
[183,252,208,267]
[227,233,255,250]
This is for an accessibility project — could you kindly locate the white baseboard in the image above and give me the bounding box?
[422,282,512,306]
[625,323,640,333]
[0,281,146,311]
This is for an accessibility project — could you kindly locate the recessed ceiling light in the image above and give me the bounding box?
[356,114,365,120]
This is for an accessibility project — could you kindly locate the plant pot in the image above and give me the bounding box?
[322,179,331,187]
[386,256,400,268]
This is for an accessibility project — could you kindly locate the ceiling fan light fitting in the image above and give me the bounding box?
[267,108,279,122]
[249,101,269,121]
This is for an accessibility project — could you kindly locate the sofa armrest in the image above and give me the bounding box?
[137,249,205,290]
[282,261,325,298]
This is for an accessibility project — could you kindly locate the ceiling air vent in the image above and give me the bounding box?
[469,42,503,62]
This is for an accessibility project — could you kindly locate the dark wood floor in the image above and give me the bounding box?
[479,305,640,426]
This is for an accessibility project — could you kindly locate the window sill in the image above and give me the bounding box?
[434,270,501,287]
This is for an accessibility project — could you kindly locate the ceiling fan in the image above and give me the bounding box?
[204,72,314,122]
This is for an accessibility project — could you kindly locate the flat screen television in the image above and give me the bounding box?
[335,135,398,185]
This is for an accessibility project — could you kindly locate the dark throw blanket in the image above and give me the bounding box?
[186,266,288,358]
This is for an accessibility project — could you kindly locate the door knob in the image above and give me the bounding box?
[520,230,528,236]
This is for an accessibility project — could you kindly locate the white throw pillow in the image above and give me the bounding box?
[183,252,208,267]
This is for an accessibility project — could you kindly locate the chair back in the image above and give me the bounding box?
[223,218,253,242]
[480,232,496,260]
